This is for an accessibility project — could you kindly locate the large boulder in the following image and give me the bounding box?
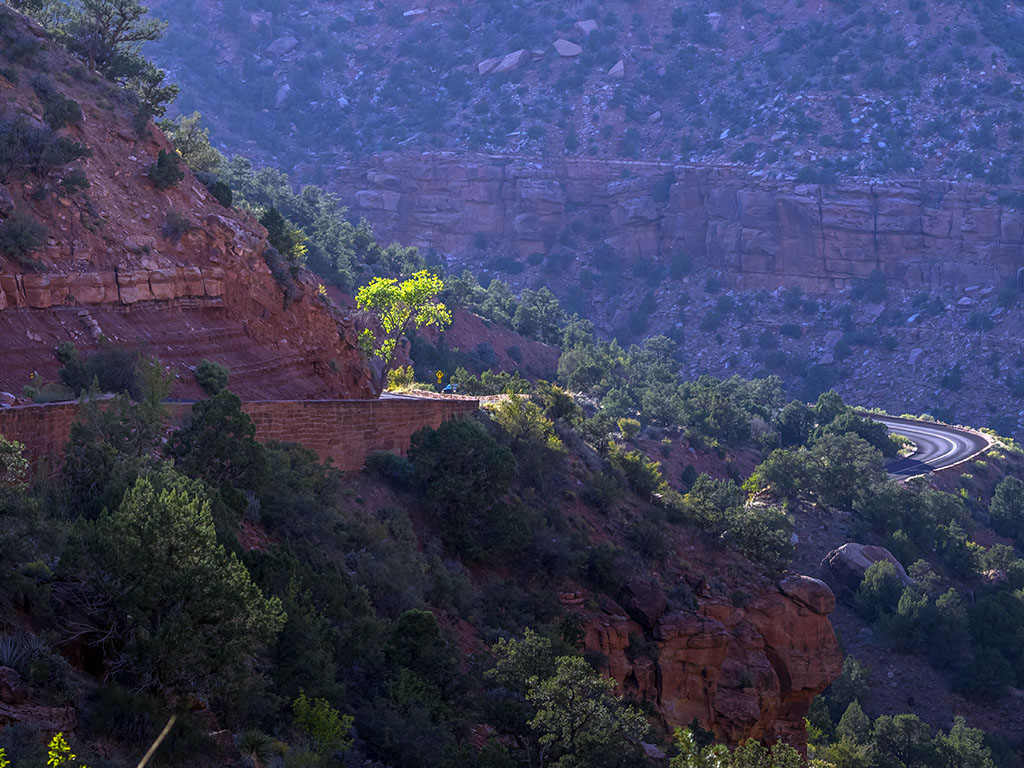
[620,579,667,628]
[493,49,527,73]
[822,543,911,598]
[0,667,27,705]
[778,574,836,615]
[554,39,583,57]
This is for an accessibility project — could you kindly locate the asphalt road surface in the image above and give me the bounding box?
[870,416,993,479]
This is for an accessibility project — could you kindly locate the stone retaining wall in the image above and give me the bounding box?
[0,396,479,474]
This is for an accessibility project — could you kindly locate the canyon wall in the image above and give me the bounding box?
[569,573,842,749]
[0,8,373,401]
[335,153,1024,292]
[0,395,479,473]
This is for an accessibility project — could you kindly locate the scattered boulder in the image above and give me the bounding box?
[822,543,912,598]
[608,59,625,78]
[778,574,836,615]
[274,83,292,108]
[854,302,885,325]
[983,569,1009,586]
[907,348,924,365]
[403,8,428,20]
[477,57,501,75]
[598,594,628,619]
[493,49,527,73]
[554,39,583,57]
[823,330,843,348]
[264,35,298,58]
[620,579,667,629]
[0,667,27,705]
[642,743,667,759]
[576,19,598,34]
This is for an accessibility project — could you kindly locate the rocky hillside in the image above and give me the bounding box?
[147,0,1024,183]
[0,7,373,401]
[327,151,1024,436]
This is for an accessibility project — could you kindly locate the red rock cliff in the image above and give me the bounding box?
[576,574,841,749]
[334,152,1024,293]
[0,9,373,400]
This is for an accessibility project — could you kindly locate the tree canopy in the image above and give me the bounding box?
[356,270,451,393]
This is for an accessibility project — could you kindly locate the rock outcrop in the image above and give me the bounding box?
[0,9,373,400]
[334,153,1024,293]
[822,543,913,598]
[581,576,842,749]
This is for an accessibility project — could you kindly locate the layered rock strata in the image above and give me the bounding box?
[335,153,1024,292]
[578,575,842,749]
[0,9,372,400]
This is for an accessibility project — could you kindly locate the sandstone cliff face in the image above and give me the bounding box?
[0,10,373,400]
[336,153,1024,293]
[575,575,842,749]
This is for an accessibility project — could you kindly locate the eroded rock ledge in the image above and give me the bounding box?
[577,574,842,748]
[334,153,1024,293]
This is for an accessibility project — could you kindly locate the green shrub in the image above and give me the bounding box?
[850,269,886,302]
[0,435,28,491]
[79,475,285,698]
[56,340,143,398]
[607,442,665,501]
[581,471,623,512]
[0,118,89,184]
[966,311,994,332]
[616,417,641,439]
[147,149,184,189]
[409,418,522,558]
[386,364,417,391]
[683,474,745,530]
[853,560,904,622]
[0,210,47,270]
[743,448,812,500]
[292,691,354,758]
[196,171,232,206]
[725,504,793,567]
[363,450,415,487]
[989,476,1024,543]
[57,168,88,195]
[168,389,268,509]
[953,648,1012,700]
[263,246,300,305]
[61,393,165,519]
[161,209,192,241]
[32,75,82,129]
[194,358,230,395]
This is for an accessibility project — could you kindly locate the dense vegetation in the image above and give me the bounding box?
[2,335,1017,766]
[0,345,790,765]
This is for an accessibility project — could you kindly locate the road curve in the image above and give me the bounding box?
[867,415,993,479]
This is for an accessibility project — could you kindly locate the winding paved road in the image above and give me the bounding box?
[868,415,994,479]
